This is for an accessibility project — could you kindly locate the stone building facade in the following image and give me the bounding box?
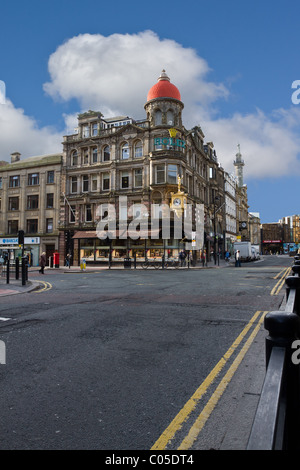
[59,71,227,265]
[0,152,62,266]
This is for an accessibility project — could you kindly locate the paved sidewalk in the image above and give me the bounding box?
[0,278,40,297]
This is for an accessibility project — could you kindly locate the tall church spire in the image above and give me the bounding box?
[234,144,245,187]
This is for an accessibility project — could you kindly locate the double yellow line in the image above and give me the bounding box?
[151,265,292,450]
[271,266,291,295]
[35,280,52,293]
[151,310,267,450]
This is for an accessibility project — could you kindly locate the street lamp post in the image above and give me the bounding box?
[213,196,220,265]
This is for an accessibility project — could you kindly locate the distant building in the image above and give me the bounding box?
[279,214,300,253]
[0,152,62,266]
[224,171,237,253]
[248,212,261,247]
[261,222,290,254]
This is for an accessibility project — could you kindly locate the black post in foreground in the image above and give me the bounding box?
[6,259,9,284]
[21,256,26,286]
[15,257,19,280]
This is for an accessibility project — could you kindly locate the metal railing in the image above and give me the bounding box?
[0,258,28,285]
[247,256,300,450]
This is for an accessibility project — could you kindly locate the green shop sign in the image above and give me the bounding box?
[154,137,186,148]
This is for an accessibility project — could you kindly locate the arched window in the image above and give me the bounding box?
[167,110,174,126]
[71,150,78,166]
[92,147,98,163]
[83,148,89,165]
[103,145,110,161]
[155,110,162,126]
[134,140,143,158]
[121,142,130,159]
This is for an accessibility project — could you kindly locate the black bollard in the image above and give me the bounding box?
[286,276,300,316]
[6,259,9,284]
[21,256,26,286]
[15,257,19,280]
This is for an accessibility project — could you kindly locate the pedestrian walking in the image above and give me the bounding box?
[225,251,230,263]
[179,250,186,267]
[65,253,71,268]
[235,250,241,267]
[39,252,46,274]
[201,250,206,267]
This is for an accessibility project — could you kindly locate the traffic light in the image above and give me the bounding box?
[18,230,24,245]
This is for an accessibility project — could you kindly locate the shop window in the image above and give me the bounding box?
[8,220,18,234]
[28,173,39,185]
[9,175,20,188]
[8,197,19,211]
[27,195,39,210]
[46,218,53,233]
[27,219,38,233]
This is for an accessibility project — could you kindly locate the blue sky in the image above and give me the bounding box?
[0,0,300,223]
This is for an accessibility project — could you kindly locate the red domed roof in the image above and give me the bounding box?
[147,70,181,102]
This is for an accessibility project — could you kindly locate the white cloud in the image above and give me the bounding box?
[43,30,300,179]
[43,31,228,120]
[1,30,300,180]
[202,107,300,179]
[0,99,62,161]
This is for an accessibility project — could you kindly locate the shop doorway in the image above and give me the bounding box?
[45,245,55,266]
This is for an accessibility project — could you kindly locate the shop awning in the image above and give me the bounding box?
[72,231,98,239]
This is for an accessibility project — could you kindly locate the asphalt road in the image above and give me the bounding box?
[0,255,292,450]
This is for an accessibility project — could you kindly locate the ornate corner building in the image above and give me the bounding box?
[0,71,257,267]
[59,70,230,266]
